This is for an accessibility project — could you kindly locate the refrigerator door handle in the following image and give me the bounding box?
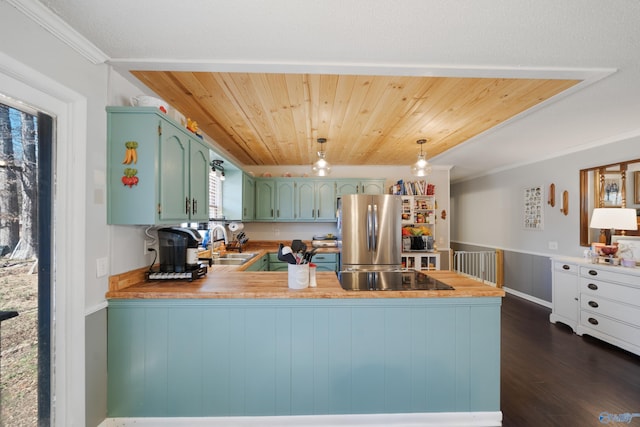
[372,204,378,251]
[366,204,373,251]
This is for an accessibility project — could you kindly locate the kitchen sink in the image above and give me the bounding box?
[210,252,258,266]
[211,258,247,265]
[222,252,258,259]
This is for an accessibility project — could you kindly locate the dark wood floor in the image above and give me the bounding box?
[501,293,640,426]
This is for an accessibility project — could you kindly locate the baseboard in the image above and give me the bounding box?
[503,287,552,309]
[99,411,502,427]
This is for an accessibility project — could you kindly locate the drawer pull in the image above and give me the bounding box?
[587,283,598,291]
[588,301,599,308]
[588,270,598,276]
[588,317,599,325]
[562,264,570,270]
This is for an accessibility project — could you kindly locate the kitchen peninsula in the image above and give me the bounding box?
[106,249,504,426]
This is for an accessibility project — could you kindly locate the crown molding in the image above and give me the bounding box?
[7,0,109,64]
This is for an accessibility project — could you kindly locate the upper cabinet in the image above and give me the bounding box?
[336,179,385,196]
[107,107,209,225]
[296,180,337,221]
[249,177,383,222]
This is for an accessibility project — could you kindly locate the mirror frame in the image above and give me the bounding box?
[580,158,640,246]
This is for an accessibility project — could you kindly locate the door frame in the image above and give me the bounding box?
[1,51,88,425]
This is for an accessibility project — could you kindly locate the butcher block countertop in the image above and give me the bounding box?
[107,269,505,300]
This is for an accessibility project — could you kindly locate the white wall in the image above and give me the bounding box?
[0,2,110,425]
[452,134,640,258]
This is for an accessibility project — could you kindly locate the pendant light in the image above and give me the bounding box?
[411,139,432,177]
[312,138,331,176]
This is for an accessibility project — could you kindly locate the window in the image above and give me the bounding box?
[209,167,222,219]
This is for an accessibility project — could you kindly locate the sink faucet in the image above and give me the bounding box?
[210,224,229,245]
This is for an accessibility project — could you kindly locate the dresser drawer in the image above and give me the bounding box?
[554,261,578,274]
[580,266,640,286]
[580,311,640,346]
[580,277,640,304]
[580,296,640,328]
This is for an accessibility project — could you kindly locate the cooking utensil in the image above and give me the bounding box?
[291,239,306,253]
[280,245,297,264]
[304,247,318,264]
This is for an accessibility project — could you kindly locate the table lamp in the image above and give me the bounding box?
[589,208,638,245]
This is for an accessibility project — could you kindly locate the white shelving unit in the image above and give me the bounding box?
[401,252,440,271]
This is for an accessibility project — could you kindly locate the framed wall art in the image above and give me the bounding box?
[635,171,640,205]
[523,185,543,230]
[594,169,623,207]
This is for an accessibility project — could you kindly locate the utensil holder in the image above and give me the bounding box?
[288,264,309,289]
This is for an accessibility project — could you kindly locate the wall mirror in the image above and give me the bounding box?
[580,158,640,246]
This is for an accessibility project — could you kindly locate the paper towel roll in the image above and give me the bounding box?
[228,222,244,232]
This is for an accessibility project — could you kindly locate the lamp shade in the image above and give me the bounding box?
[589,208,638,231]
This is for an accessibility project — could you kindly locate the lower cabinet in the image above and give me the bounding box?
[245,254,269,271]
[550,257,640,356]
[267,252,338,272]
[549,261,579,332]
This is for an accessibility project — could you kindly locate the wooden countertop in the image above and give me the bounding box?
[107,268,504,300]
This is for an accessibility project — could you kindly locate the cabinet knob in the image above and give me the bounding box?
[562,264,570,270]
[588,317,599,325]
[588,270,598,276]
[587,283,598,291]
[588,301,599,308]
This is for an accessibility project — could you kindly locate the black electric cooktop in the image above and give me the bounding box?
[337,269,454,291]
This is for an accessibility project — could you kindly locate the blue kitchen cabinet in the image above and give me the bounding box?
[245,254,269,271]
[255,179,295,221]
[296,179,336,221]
[267,252,288,271]
[335,179,385,196]
[275,179,296,220]
[107,107,209,225]
[255,179,276,220]
[310,252,338,271]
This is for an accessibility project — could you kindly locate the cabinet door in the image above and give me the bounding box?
[188,139,210,221]
[336,179,359,196]
[315,180,336,221]
[159,123,190,222]
[276,180,295,220]
[242,174,255,221]
[296,180,316,220]
[255,179,276,220]
[551,262,578,331]
[360,179,385,194]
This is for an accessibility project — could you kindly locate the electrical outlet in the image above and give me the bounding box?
[548,241,558,250]
[144,240,154,255]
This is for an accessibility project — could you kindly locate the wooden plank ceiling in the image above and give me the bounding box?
[131,71,580,167]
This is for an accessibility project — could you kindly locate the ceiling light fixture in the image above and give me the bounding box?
[210,159,226,181]
[411,139,432,177]
[312,138,331,176]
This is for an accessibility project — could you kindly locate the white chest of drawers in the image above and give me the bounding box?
[550,257,640,356]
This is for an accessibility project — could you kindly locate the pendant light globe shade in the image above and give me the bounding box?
[312,138,331,176]
[411,139,431,176]
[312,153,331,176]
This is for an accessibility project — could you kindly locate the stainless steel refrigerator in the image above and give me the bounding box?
[337,194,402,271]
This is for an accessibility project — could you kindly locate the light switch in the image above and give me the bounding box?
[96,257,108,277]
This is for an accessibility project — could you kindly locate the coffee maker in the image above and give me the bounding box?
[151,227,207,280]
